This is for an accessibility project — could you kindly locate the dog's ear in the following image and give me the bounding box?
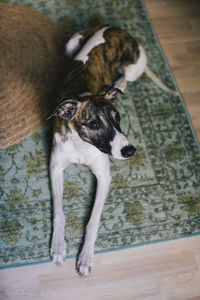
[48,99,78,120]
[99,86,124,101]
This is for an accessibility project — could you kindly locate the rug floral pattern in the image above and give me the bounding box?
[0,0,200,267]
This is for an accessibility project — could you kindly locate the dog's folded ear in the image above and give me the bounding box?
[99,86,124,101]
[48,99,77,120]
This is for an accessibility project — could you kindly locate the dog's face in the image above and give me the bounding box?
[51,90,136,160]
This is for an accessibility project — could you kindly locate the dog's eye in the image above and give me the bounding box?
[88,120,100,130]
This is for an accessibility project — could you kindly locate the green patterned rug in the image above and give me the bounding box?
[0,0,200,269]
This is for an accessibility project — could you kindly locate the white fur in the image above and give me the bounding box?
[65,33,83,58]
[74,27,109,64]
[50,131,111,275]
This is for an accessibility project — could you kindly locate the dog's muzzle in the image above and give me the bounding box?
[110,130,136,160]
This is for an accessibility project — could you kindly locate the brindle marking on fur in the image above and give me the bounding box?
[61,25,107,98]
[61,27,139,97]
[84,28,139,94]
[54,117,69,143]
[66,96,121,154]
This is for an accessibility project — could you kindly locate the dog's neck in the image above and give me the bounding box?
[62,61,113,99]
[62,61,90,97]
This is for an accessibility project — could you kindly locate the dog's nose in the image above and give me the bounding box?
[121,145,136,158]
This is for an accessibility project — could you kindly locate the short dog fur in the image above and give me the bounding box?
[49,26,178,276]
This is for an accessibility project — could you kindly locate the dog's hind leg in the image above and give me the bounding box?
[123,45,147,83]
[77,153,111,276]
[114,75,127,92]
[114,45,147,92]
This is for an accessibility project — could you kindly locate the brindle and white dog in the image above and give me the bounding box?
[49,26,178,276]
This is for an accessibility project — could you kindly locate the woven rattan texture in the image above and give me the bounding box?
[0,3,66,148]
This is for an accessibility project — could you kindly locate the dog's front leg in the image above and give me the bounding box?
[77,154,111,276]
[50,140,70,264]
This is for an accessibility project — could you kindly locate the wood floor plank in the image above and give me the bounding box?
[0,237,200,299]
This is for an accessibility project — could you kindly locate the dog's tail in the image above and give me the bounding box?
[144,66,179,96]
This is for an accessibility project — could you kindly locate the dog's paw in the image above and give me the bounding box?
[50,234,66,265]
[77,248,94,276]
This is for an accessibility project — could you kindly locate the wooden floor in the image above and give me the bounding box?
[0,237,200,300]
[0,1,200,299]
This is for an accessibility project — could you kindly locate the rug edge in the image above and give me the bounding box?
[1,232,200,271]
[142,0,200,149]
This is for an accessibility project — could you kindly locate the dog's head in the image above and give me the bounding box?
[50,87,136,160]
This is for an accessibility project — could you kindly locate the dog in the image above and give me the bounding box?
[49,26,178,276]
